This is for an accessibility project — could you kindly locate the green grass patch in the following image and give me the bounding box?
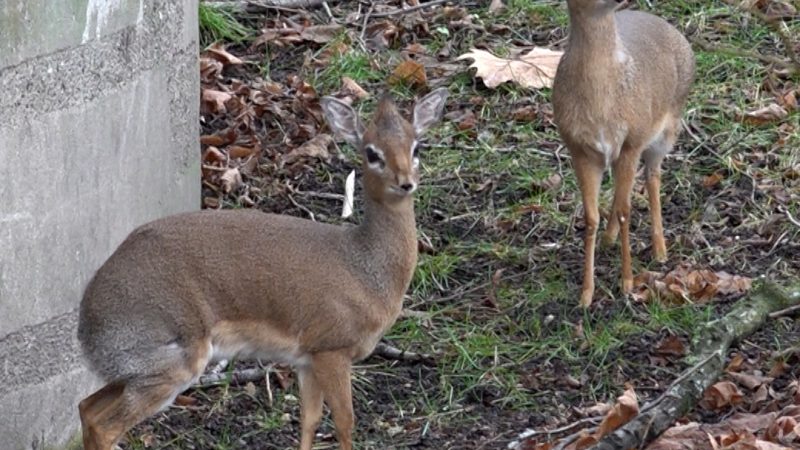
[198,3,253,47]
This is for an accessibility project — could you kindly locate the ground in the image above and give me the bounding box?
[123,1,799,449]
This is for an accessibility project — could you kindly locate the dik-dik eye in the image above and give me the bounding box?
[410,141,420,168]
[365,144,385,171]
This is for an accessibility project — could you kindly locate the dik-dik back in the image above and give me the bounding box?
[552,0,694,306]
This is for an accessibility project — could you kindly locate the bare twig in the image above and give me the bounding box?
[778,205,800,229]
[370,0,450,18]
[512,416,602,442]
[203,0,336,11]
[372,342,434,365]
[769,303,800,319]
[195,367,269,387]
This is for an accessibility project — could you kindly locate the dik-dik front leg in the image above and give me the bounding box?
[310,351,354,450]
[609,148,640,294]
[571,148,605,307]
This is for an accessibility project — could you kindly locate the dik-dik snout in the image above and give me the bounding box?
[553,1,694,306]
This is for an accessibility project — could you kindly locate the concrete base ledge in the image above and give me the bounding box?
[0,0,199,448]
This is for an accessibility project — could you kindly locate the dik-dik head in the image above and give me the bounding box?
[567,0,625,15]
[321,88,448,202]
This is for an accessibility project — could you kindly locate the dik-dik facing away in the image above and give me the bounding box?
[552,0,695,306]
[77,88,449,450]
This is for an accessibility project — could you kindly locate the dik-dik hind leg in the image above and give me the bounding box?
[298,368,324,450]
[642,123,678,263]
[79,382,125,450]
[571,150,605,307]
[609,149,640,295]
[312,351,354,450]
[80,342,210,450]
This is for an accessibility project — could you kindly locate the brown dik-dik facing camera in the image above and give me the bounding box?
[76,88,448,450]
[552,0,695,306]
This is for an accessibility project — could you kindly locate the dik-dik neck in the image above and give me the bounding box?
[566,10,624,78]
[351,192,418,297]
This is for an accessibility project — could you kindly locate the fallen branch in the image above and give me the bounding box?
[370,0,451,18]
[372,342,434,365]
[196,367,269,387]
[203,0,337,13]
[587,282,800,450]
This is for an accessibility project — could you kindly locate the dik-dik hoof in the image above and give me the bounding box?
[622,277,633,294]
[600,230,618,249]
[652,242,668,263]
[579,289,594,308]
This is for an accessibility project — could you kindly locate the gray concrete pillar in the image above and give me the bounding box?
[0,0,199,448]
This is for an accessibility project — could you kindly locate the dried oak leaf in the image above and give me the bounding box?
[727,371,772,390]
[631,264,752,304]
[742,104,789,126]
[388,60,428,88]
[227,145,259,160]
[457,47,564,89]
[765,406,800,445]
[283,134,334,164]
[703,381,744,410]
[340,77,370,100]
[654,334,687,358]
[595,387,639,438]
[205,43,244,66]
[532,173,562,193]
[220,168,242,194]
[201,89,232,115]
[489,0,506,13]
[300,24,344,43]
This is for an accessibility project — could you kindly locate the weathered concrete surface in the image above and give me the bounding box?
[0,0,199,448]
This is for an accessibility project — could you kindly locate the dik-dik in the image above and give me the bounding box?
[552,0,694,306]
[77,88,448,450]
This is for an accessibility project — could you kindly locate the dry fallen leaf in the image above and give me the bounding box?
[283,134,334,163]
[631,264,752,304]
[388,59,428,88]
[727,371,772,390]
[202,89,233,115]
[340,77,370,100]
[457,47,564,89]
[703,171,725,188]
[532,173,562,193]
[703,381,744,410]
[227,145,259,159]
[300,24,343,43]
[489,0,506,13]
[654,334,687,358]
[595,387,639,438]
[206,43,244,66]
[742,104,789,126]
[220,168,243,194]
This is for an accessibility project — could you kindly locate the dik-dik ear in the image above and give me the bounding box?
[413,88,449,137]
[321,97,365,147]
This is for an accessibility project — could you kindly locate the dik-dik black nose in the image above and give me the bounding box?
[400,183,415,192]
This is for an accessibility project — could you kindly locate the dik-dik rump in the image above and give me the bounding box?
[552,0,695,306]
[77,88,448,450]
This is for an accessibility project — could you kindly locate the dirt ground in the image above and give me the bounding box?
[120,1,799,449]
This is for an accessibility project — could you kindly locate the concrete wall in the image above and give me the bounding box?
[0,0,199,448]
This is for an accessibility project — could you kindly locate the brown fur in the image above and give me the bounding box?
[77,88,448,450]
[552,0,694,306]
